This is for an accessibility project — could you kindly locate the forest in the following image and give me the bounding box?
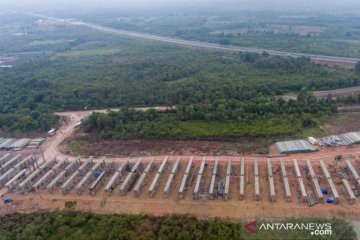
[0,16,360,138]
[0,212,356,240]
[83,92,336,139]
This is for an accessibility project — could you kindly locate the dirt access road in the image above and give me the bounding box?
[282,86,360,101]
[40,106,173,160]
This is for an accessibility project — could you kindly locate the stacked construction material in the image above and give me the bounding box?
[27,138,45,149]
[0,137,43,150]
[275,140,317,154]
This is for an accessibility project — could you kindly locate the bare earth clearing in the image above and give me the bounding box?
[61,136,272,157]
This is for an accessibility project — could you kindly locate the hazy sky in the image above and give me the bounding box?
[2,0,360,11]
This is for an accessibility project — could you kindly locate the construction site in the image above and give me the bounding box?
[1,152,360,220]
[1,109,360,220]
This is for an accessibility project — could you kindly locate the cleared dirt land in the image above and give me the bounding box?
[2,155,360,221]
[61,136,272,157]
[320,112,360,134]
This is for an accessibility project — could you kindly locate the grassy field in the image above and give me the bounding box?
[51,48,123,59]
[29,39,73,46]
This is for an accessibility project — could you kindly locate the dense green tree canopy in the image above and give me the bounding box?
[0,24,359,135]
[0,212,356,240]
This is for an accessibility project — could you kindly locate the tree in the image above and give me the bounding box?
[261,51,270,57]
[218,38,231,45]
[355,61,360,73]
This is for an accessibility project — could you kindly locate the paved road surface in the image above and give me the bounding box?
[22,11,360,64]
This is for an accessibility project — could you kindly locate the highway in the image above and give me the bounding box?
[24,11,360,64]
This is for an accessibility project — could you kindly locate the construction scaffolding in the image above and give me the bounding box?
[208,157,219,200]
[306,160,323,201]
[0,153,10,166]
[47,157,80,193]
[89,172,106,196]
[4,168,28,191]
[293,159,307,201]
[254,159,260,201]
[342,179,355,204]
[61,156,94,195]
[346,160,360,188]
[164,156,181,197]
[32,157,68,192]
[0,154,38,188]
[240,158,245,200]
[119,159,142,196]
[134,160,155,196]
[14,154,37,170]
[76,158,105,195]
[280,159,291,201]
[193,157,206,200]
[0,154,22,174]
[178,156,194,199]
[223,159,231,200]
[267,159,276,201]
[104,160,129,195]
[149,156,169,197]
[18,156,56,193]
[89,161,115,196]
[319,160,340,203]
